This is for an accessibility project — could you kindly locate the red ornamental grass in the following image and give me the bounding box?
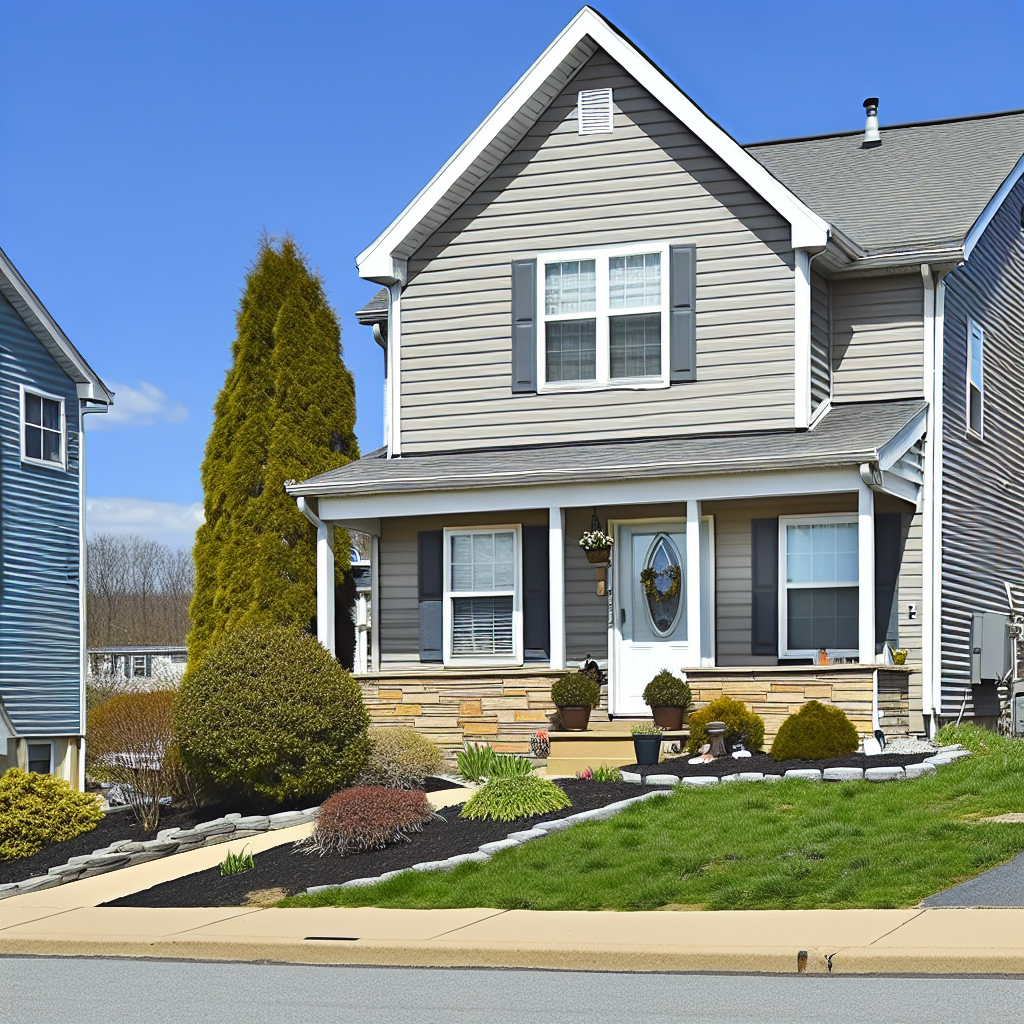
[306,786,438,856]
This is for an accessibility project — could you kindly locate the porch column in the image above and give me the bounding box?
[370,534,380,672]
[548,505,566,670]
[858,482,875,665]
[687,500,702,664]
[317,520,336,658]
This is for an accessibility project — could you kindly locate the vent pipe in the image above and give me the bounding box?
[862,97,881,147]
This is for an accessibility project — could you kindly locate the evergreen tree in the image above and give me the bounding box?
[189,236,358,666]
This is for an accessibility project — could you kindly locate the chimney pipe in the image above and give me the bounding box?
[863,97,881,147]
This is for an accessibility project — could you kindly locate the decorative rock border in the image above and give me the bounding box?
[0,807,320,901]
[306,790,673,895]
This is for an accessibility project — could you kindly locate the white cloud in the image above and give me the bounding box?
[86,381,188,430]
[86,497,204,551]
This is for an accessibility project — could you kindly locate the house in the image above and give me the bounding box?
[287,7,1024,756]
[0,247,113,786]
[87,645,188,684]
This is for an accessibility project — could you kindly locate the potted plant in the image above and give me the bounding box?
[642,669,691,731]
[579,528,614,564]
[550,672,601,731]
[892,648,908,665]
[630,723,664,766]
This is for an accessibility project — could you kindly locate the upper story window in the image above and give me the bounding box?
[538,243,669,392]
[21,386,65,470]
[967,318,984,437]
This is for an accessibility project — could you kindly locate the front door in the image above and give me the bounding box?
[611,523,695,716]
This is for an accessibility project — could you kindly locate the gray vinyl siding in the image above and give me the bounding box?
[400,48,796,453]
[937,176,1024,717]
[831,273,924,402]
[810,270,831,412]
[0,292,82,736]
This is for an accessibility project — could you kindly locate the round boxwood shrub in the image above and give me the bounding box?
[0,768,102,862]
[174,625,370,804]
[642,669,691,709]
[551,672,600,708]
[769,700,860,762]
[686,696,765,754]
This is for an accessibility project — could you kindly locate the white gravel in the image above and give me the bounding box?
[883,737,938,754]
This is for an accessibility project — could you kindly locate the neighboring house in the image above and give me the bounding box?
[88,645,188,684]
[0,247,112,786]
[288,7,1024,754]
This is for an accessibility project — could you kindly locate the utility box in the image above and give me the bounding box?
[1014,691,1024,736]
[971,611,1011,684]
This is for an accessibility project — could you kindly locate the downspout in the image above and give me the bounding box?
[387,283,402,458]
[298,496,335,657]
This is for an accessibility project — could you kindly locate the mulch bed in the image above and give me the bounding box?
[622,750,932,778]
[0,777,463,885]
[102,780,646,908]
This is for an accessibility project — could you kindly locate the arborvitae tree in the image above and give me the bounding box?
[188,236,358,666]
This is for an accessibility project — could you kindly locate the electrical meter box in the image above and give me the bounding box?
[971,612,1011,684]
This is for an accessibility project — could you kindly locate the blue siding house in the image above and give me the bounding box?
[0,247,112,789]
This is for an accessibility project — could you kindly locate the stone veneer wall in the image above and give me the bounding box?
[356,671,610,760]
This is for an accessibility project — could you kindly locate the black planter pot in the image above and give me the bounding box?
[632,734,662,766]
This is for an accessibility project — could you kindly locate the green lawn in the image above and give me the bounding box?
[283,726,1024,912]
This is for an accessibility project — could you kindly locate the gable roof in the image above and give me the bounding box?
[0,246,113,404]
[748,111,1024,259]
[356,6,828,283]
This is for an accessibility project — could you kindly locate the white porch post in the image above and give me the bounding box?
[370,534,380,673]
[858,482,875,665]
[687,499,702,664]
[548,505,565,670]
[317,521,336,658]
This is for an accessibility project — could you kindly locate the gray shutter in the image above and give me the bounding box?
[522,525,549,660]
[874,513,902,653]
[511,259,537,393]
[751,518,778,656]
[669,244,696,383]
[418,530,443,662]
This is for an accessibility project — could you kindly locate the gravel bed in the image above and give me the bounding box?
[102,780,646,908]
[621,750,932,779]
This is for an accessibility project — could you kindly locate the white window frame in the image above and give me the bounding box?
[536,240,672,394]
[966,317,984,438]
[26,739,54,775]
[20,384,67,471]
[778,514,859,660]
[442,525,523,667]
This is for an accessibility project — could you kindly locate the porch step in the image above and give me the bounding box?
[546,728,689,774]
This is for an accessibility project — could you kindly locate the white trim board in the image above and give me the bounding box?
[964,151,1024,260]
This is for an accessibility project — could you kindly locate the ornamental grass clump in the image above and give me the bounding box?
[358,727,444,790]
[0,768,103,862]
[687,696,765,754]
[770,700,860,762]
[303,786,439,856]
[456,744,533,782]
[460,775,571,822]
[550,672,601,708]
[642,670,691,709]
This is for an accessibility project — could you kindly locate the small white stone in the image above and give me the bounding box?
[682,775,719,787]
[738,773,765,782]
[905,762,937,779]
[477,838,522,854]
[761,774,783,782]
[15,875,64,892]
[443,851,491,867]
[507,828,547,842]
[644,774,680,786]
[865,766,905,782]
[533,819,571,832]
[410,860,448,872]
[620,771,642,784]
[862,737,883,756]
[784,769,822,781]
[720,773,740,783]
[823,767,864,782]
[731,750,753,759]
[224,813,242,820]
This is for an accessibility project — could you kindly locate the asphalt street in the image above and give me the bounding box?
[3,958,1023,1024]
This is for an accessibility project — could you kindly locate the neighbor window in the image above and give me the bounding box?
[21,387,65,469]
[538,243,669,390]
[27,742,53,775]
[967,318,984,436]
[780,516,859,657]
[131,654,149,677]
[443,527,521,664]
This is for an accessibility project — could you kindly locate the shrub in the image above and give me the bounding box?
[456,743,533,782]
[686,697,765,754]
[0,768,102,862]
[220,847,255,875]
[769,700,860,762]
[460,775,571,822]
[630,723,664,736]
[303,786,438,855]
[358,727,444,789]
[87,689,192,832]
[551,672,600,708]
[642,670,691,709]
[174,625,370,804]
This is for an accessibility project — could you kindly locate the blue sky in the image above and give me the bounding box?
[2,0,1022,549]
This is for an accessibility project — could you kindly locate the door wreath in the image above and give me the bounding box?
[640,565,681,603]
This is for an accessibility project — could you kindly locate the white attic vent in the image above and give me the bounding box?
[577,88,613,135]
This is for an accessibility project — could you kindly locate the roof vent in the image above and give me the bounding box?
[578,88,613,135]
[862,97,881,148]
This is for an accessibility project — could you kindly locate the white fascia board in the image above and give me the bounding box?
[317,466,860,522]
[875,406,928,472]
[964,151,1024,260]
[357,6,828,281]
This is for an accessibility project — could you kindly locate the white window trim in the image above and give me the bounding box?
[537,240,672,394]
[778,514,859,660]
[442,524,523,667]
[26,739,54,775]
[20,384,67,471]
[966,317,984,439]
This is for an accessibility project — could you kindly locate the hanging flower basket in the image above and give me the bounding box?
[586,547,612,564]
[580,529,613,564]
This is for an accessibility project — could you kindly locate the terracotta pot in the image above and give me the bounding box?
[586,547,611,564]
[558,705,592,731]
[650,705,684,731]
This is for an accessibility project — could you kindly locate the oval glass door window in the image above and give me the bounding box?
[644,534,682,635]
